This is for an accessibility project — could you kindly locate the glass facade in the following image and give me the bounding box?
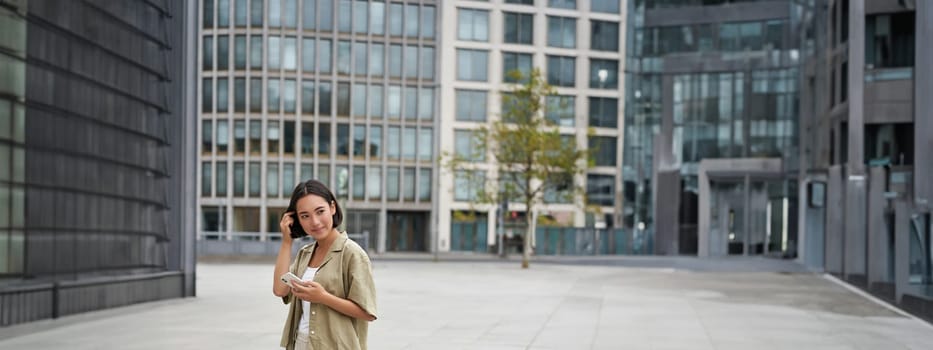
[199,0,438,250]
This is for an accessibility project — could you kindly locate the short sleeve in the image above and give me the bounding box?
[346,249,377,319]
[281,251,302,305]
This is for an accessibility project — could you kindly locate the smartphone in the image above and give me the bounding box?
[279,272,302,287]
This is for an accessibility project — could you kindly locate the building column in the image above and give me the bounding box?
[842,0,867,280]
[915,0,933,208]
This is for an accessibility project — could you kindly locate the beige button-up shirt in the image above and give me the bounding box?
[280,233,377,349]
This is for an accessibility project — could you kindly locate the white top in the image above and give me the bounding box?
[298,268,318,332]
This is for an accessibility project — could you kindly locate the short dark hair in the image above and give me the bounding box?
[287,179,343,229]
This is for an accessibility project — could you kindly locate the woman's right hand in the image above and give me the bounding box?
[280,211,295,245]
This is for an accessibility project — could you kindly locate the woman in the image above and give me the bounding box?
[273,179,377,350]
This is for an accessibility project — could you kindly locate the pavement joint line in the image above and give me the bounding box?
[822,273,933,331]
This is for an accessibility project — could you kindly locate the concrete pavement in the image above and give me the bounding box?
[1,258,932,349]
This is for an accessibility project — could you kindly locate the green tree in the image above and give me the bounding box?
[443,69,593,268]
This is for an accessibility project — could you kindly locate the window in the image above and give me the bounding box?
[389,3,403,36]
[218,0,230,26]
[369,126,382,157]
[421,47,435,80]
[302,38,315,72]
[319,82,332,114]
[506,0,533,4]
[234,78,246,112]
[548,0,575,9]
[268,36,281,69]
[387,126,400,159]
[267,163,279,198]
[338,41,351,74]
[283,164,295,196]
[202,162,213,196]
[284,121,295,154]
[303,0,316,29]
[320,0,333,30]
[337,123,350,156]
[249,120,262,153]
[370,85,383,118]
[268,79,280,112]
[319,165,331,189]
[546,55,575,87]
[202,78,212,112]
[457,49,488,82]
[352,84,366,117]
[234,120,246,152]
[590,59,618,89]
[319,122,331,155]
[217,120,229,152]
[270,0,282,27]
[866,13,916,68]
[217,35,229,70]
[353,166,365,199]
[202,36,213,70]
[337,82,350,116]
[405,4,419,37]
[456,90,487,122]
[419,168,431,201]
[268,120,280,154]
[249,162,261,196]
[367,167,381,199]
[319,39,332,73]
[353,125,366,156]
[586,174,614,206]
[546,96,575,127]
[504,12,533,45]
[458,8,489,42]
[455,170,485,201]
[419,88,434,120]
[422,6,435,39]
[455,129,484,162]
[282,36,298,70]
[503,52,533,83]
[404,87,417,120]
[370,44,384,76]
[335,166,349,199]
[204,0,214,27]
[250,78,262,112]
[547,16,575,48]
[591,21,618,51]
[589,97,617,128]
[283,0,297,28]
[284,80,297,113]
[388,85,401,118]
[339,0,351,32]
[389,45,402,77]
[370,1,385,35]
[301,163,313,184]
[419,128,433,161]
[217,78,229,112]
[354,42,368,76]
[216,162,228,196]
[403,167,416,201]
[404,46,418,78]
[301,122,314,153]
[591,0,619,13]
[589,136,616,166]
[250,35,262,68]
[234,35,246,69]
[234,162,245,196]
[402,127,416,160]
[354,0,369,34]
[387,167,400,200]
[251,0,263,26]
[544,172,572,204]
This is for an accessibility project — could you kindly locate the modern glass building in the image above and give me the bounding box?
[437,0,627,253]
[0,0,197,326]
[797,0,933,322]
[197,0,439,252]
[624,0,805,257]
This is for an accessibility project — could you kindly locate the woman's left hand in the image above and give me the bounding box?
[291,280,331,303]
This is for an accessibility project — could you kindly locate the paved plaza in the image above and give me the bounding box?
[1,256,932,349]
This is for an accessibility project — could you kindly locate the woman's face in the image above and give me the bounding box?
[294,193,335,241]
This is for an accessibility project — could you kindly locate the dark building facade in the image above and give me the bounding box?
[0,0,197,326]
[798,0,933,322]
[624,0,807,257]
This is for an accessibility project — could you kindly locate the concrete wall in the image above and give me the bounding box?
[825,166,844,274]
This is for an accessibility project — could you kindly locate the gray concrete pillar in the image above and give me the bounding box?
[894,200,910,303]
[846,0,865,173]
[867,167,889,284]
[826,166,844,274]
[844,175,867,280]
[915,0,933,208]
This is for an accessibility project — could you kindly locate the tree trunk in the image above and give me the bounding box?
[522,207,535,268]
